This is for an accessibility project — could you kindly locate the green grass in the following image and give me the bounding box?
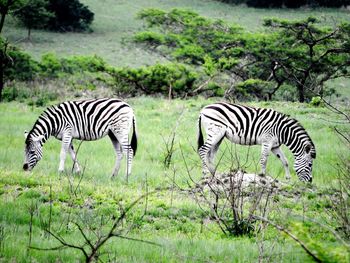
[0,98,349,262]
[1,98,346,185]
[3,0,349,67]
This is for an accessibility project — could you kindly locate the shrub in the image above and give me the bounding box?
[310,96,324,107]
[110,63,197,97]
[40,52,62,77]
[60,55,108,74]
[232,79,274,100]
[5,48,40,81]
[39,53,108,77]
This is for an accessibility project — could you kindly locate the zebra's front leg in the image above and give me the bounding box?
[69,143,81,174]
[59,135,72,173]
[259,142,272,176]
[271,147,290,180]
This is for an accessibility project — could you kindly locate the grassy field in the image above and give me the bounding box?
[0,97,349,262]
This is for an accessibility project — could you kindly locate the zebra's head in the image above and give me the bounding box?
[23,131,45,171]
[294,143,316,182]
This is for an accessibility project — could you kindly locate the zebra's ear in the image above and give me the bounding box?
[24,130,29,139]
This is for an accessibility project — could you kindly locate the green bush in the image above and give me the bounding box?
[61,55,108,74]
[310,96,324,107]
[111,63,197,97]
[40,52,62,77]
[5,48,40,81]
[39,53,108,77]
[233,79,274,100]
[2,85,32,102]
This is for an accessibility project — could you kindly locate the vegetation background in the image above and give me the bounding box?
[0,0,349,262]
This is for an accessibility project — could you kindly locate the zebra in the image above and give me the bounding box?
[23,98,137,181]
[197,102,316,182]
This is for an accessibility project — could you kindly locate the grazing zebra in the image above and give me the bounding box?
[197,102,316,182]
[23,98,137,181]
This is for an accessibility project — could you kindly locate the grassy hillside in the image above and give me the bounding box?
[0,98,349,262]
[3,0,349,67]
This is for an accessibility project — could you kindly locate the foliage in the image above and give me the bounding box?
[46,0,94,32]
[110,63,197,97]
[217,0,350,8]
[257,17,350,102]
[233,79,274,100]
[135,9,350,102]
[2,50,198,100]
[288,222,350,262]
[13,0,53,39]
[0,36,40,101]
[5,47,40,80]
[309,96,323,107]
[0,0,27,33]
[136,8,243,65]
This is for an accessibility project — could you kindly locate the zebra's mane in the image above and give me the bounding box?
[25,107,53,145]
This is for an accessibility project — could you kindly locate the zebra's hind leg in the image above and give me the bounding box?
[198,126,226,176]
[108,132,123,179]
[208,136,224,172]
[271,146,291,180]
[110,130,134,183]
[68,143,81,174]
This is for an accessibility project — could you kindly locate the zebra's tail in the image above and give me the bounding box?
[197,115,204,152]
[131,116,137,156]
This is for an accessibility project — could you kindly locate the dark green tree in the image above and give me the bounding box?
[14,0,53,40]
[47,0,94,32]
[0,0,26,33]
[253,17,350,102]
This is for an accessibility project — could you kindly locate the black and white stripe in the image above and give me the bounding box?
[23,98,137,181]
[197,102,316,182]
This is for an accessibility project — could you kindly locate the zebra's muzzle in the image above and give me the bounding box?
[23,163,30,171]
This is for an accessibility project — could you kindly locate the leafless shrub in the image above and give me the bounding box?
[29,145,160,262]
[176,142,279,238]
[162,107,185,169]
[323,98,350,240]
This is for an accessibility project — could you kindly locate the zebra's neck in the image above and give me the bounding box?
[28,113,53,143]
[280,117,311,157]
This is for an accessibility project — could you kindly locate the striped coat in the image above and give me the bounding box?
[23,98,137,181]
[198,102,316,182]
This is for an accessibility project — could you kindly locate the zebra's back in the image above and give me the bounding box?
[45,98,133,141]
[200,102,285,145]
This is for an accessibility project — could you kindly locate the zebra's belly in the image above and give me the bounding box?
[55,128,109,141]
[225,129,257,146]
